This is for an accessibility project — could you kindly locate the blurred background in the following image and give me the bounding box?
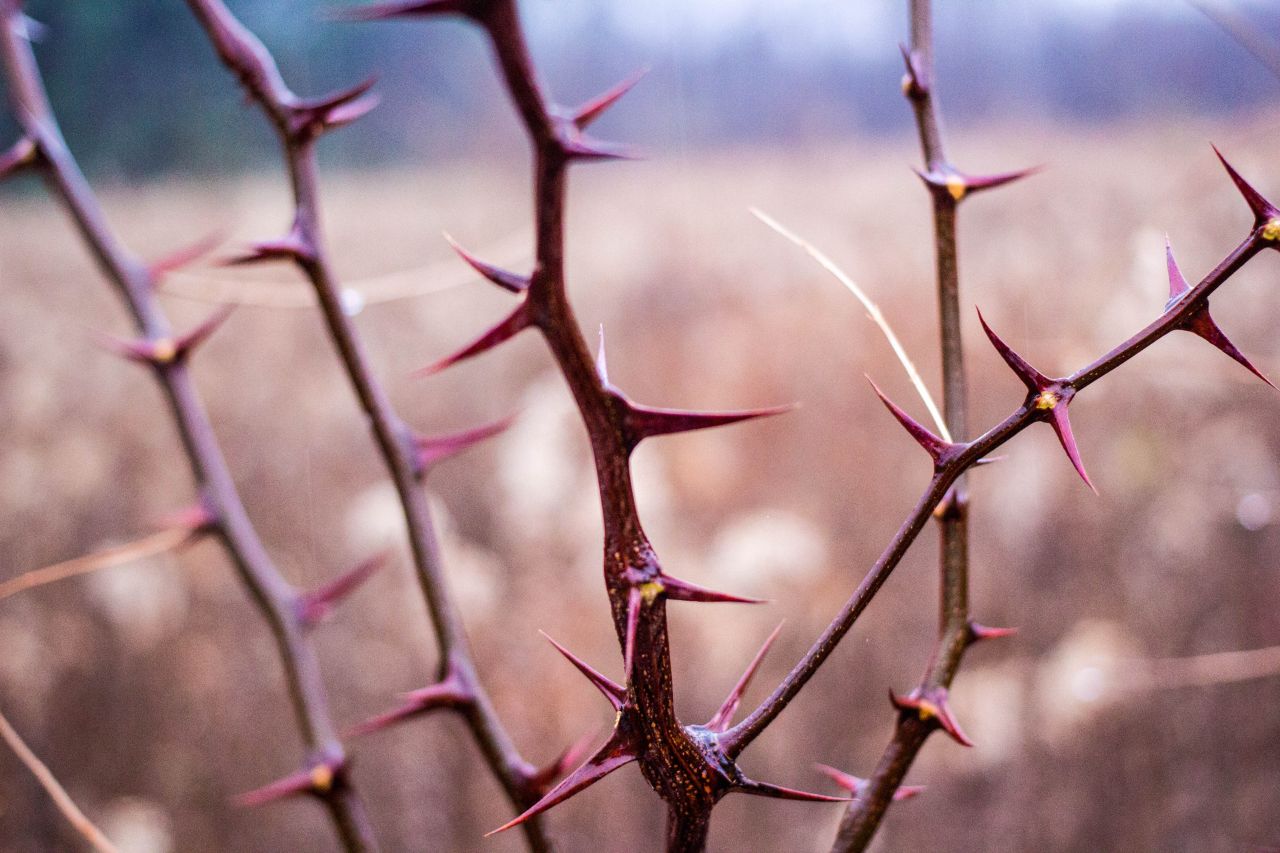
[2,0,1279,850]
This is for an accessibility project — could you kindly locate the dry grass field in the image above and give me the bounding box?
[2,114,1280,851]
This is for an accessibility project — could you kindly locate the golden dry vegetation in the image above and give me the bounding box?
[2,114,1280,851]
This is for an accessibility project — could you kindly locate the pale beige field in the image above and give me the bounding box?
[2,115,1280,852]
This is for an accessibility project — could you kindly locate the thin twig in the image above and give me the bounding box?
[0,527,196,603]
[1189,0,1280,82]
[750,207,950,440]
[0,707,120,853]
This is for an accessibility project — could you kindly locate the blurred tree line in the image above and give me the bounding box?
[0,0,1276,179]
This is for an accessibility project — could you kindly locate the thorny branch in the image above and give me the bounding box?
[833,1,1033,846]
[0,2,378,849]
[351,1,1279,851]
[181,1,565,850]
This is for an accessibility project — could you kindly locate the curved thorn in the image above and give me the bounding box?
[706,622,784,732]
[570,67,649,130]
[416,300,531,376]
[486,730,637,836]
[414,415,516,473]
[443,233,530,293]
[540,631,626,711]
[976,307,1049,392]
[298,551,390,627]
[867,376,955,463]
[1047,406,1096,493]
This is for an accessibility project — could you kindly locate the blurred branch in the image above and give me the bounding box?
[0,707,120,853]
[1137,644,1280,689]
[1189,0,1280,82]
[0,526,197,603]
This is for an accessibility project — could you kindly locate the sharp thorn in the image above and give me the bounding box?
[414,415,516,473]
[733,775,851,804]
[149,231,225,282]
[622,400,794,449]
[443,233,530,293]
[486,731,637,836]
[814,764,924,802]
[524,730,599,796]
[0,136,37,181]
[890,687,973,747]
[540,631,626,711]
[866,376,956,464]
[298,551,390,627]
[1047,406,1096,493]
[234,759,343,807]
[570,67,649,130]
[345,677,471,737]
[1211,144,1280,230]
[416,300,531,376]
[657,574,766,605]
[967,621,1018,645]
[706,622,784,732]
[976,307,1050,392]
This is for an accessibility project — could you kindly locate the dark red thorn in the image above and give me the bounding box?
[1184,308,1276,388]
[414,416,516,473]
[975,308,1050,392]
[559,135,638,163]
[1212,144,1280,231]
[99,304,237,367]
[890,687,973,747]
[234,758,344,808]
[486,730,637,836]
[523,730,598,797]
[338,0,475,21]
[622,400,794,450]
[867,376,955,465]
[967,621,1018,645]
[706,622,784,733]
[569,67,649,130]
[898,43,928,99]
[541,631,626,712]
[443,233,530,293]
[224,230,315,266]
[733,776,851,804]
[345,676,471,738]
[815,764,925,802]
[148,231,224,282]
[0,136,37,180]
[657,574,766,605]
[623,587,640,681]
[1167,239,1275,387]
[416,300,531,376]
[297,552,389,627]
[1046,405,1096,493]
[913,166,1040,203]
